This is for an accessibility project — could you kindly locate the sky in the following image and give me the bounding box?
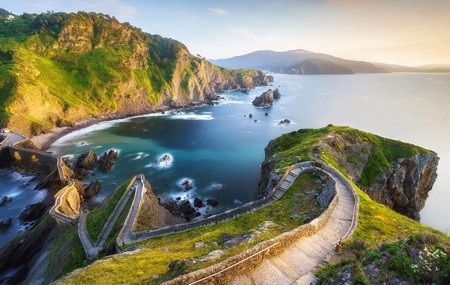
[2,0,450,66]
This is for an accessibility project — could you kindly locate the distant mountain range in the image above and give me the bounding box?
[210,49,450,74]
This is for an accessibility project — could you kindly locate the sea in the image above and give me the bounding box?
[1,73,449,247]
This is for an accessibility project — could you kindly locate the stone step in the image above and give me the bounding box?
[249,258,296,285]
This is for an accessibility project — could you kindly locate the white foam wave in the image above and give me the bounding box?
[61,154,75,160]
[204,182,223,191]
[176,177,196,192]
[156,153,173,169]
[131,152,150,161]
[168,113,214,121]
[234,199,243,205]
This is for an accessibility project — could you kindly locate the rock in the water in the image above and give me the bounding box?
[194,197,204,208]
[97,149,118,172]
[207,199,218,207]
[252,89,274,107]
[248,114,253,118]
[0,196,12,206]
[0,218,12,230]
[181,179,193,191]
[19,202,48,222]
[82,181,101,199]
[161,198,199,221]
[273,88,281,99]
[278,119,291,125]
[73,150,98,179]
[75,150,97,169]
[265,112,269,116]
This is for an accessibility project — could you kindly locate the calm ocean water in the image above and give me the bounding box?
[1,73,449,246]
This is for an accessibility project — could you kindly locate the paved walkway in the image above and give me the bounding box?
[0,132,26,148]
[229,168,356,285]
[78,177,140,259]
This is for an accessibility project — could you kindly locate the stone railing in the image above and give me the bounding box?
[48,179,80,225]
[117,162,316,246]
[163,164,348,285]
[313,161,359,241]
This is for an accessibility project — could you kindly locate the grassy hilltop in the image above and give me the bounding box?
[0,10,270,136]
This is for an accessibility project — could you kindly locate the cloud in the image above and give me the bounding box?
[229,26,258,39]
[208,7,229,16]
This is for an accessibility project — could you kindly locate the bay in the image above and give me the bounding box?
[1,72,449,248]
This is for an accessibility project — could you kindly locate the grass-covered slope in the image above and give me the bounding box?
[0,11,270,136]
[262,125,448,283]
[59,173,326,284]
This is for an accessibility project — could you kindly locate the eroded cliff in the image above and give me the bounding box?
[0,12,272,136]
[259,126,439,220]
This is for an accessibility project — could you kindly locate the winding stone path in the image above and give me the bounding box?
[78,177,140,259]
[229,168,356,285]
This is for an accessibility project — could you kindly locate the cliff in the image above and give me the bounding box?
[259,125,439,220]
[0,11,272,136]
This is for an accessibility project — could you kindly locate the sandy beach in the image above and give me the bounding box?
[29,105,181,151]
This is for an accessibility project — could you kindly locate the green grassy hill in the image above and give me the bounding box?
[0,11,270,136]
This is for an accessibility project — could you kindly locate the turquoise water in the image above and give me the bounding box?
[1,73,450,247]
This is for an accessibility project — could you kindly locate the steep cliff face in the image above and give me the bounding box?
[259,126,439,220]
[0,12,272,136]
[365,154,439,220]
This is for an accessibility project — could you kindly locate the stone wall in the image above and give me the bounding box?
[120,162,315,245]
[163,161,359,285]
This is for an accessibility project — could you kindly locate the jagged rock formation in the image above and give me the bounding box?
[73,150,97,180]
[0,11,272,136]
[273,88,281,99]
[252,89,274,107]
[259,126,439,220]
[82,181,101,199]
[96,149,118,172]
[364,155,438,220]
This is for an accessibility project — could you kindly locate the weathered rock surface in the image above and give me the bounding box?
[194,197,204,208]
[278,119,291,125]
[206,199,218,207]
[0,218,12,230]
[252,89,274,107]
[73,150,97,179]
[19,201,49,222]
[161,199,199,221]
[0,195,12,206]
[97,149,118,172]
[82,180,101,199]
[273,88,281,99]
[365,154,439,220]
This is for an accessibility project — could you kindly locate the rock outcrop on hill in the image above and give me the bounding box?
[364,154,438,220]
[0,11,273,136]
[259,126,439,220]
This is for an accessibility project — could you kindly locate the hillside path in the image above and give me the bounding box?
[78,177,139,259]
[229,169,356,285]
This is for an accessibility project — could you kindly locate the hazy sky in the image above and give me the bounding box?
[3,0,450,66]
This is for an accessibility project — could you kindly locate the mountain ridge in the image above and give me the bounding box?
[210,49,450,74]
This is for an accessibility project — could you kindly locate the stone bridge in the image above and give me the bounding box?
[0,134,81,225]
